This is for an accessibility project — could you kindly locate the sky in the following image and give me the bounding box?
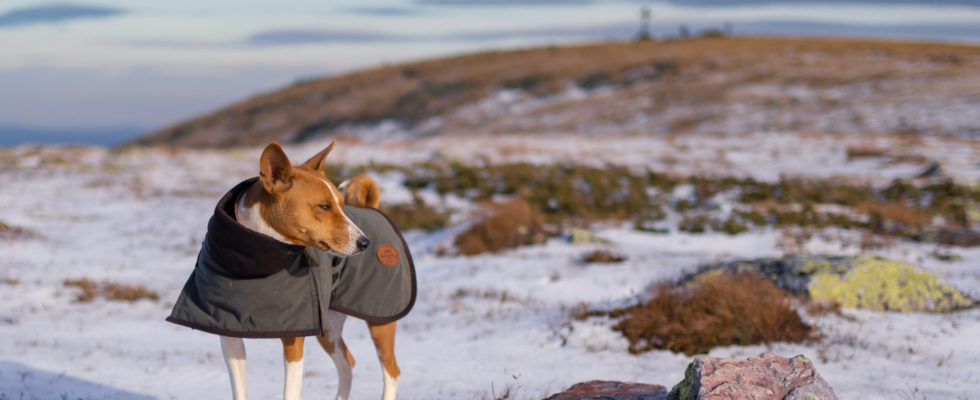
[0,0,979,146]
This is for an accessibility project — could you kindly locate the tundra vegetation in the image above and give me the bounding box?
[324,160,980,252]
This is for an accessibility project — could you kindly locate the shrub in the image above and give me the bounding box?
[455,198,547,255]
[609,272,815,355]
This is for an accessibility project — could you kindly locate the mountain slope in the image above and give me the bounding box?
[132,37,980,148]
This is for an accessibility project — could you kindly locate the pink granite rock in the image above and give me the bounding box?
[545,380,668,400]
[668,353,838,400]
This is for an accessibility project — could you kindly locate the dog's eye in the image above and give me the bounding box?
[318,204,332,211]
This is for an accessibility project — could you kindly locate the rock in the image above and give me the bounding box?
[682,254,975,312]
[545,380,668,400]
[808,254,974,312]
[679,255,854,296]
[668,353,837,400]
[916,162,942,178]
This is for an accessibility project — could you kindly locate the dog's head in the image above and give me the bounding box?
[257,141,368,255]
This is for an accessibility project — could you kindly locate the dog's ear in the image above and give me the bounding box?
[301,140,335,173]
[260,142,294,194]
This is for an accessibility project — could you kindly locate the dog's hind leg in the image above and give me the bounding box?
[368,321,400,400]
[316,311,354,400]
[281,337,305,400]
[220,336,247,400]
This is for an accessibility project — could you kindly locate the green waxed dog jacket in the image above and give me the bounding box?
[166,178,416,338]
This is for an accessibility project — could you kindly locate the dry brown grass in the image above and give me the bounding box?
[102,282,160,302]
[63,278,100,303]
[63,278,159,303]
[581,249,626,264]
[455,198,547,255]
[846,145,889,159]
[857,201,932,227]
[609,272,814,355]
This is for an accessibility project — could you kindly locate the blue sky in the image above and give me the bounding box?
[0,0,978,145]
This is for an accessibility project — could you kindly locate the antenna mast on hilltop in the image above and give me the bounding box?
[637,5,652,41]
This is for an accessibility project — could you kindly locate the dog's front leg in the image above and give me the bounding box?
[281,337,305,400]
[368,322,400,400]
[316,311,353,400]
[220,336,247,400]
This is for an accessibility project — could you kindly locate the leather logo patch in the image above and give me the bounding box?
[377,244,399,267]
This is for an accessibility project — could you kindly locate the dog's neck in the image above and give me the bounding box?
[235,185,290,244]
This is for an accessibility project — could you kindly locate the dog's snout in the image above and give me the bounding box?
[356,236,370,251]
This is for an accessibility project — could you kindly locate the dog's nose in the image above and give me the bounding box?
[356,236,370,251]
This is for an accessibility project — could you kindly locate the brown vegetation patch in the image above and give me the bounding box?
[63,278,159,303]
[857,201,932,228]
[454,198,547,255]
[582,249,626,264]
[607,272,815,355]
[379,196,451,232]
[845,145,888,160]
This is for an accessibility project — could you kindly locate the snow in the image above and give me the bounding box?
[0,140,978,399]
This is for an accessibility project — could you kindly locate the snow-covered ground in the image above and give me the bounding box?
[0,137,978,399]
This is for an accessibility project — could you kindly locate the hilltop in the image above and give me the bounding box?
[131,37,980,148]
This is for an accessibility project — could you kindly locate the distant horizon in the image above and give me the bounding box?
[1,0,978,147]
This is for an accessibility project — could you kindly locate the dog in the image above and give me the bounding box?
[221,141,400,400]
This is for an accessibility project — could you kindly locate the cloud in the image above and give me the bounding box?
[0,3,125,28]
[247,29,403,46]
[659,0,980,5]
[344,6,424,16]
[416,0,593,6]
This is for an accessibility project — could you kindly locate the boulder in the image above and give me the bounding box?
[545,380,668,400]
[669,353,837,400]
[681,254,975,312]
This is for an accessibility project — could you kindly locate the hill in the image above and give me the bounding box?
[131,37,980,148]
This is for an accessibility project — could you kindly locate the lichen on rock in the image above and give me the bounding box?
[808,254,973,312]
[682,254,975,313]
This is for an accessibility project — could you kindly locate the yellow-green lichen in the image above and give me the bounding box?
[808,254,974,313]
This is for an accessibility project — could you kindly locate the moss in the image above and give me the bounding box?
[808,255,974,312]
[712,215,749,235]
[678,214,709,233]
[668,362,698,400]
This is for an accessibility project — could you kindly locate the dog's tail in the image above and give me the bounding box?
[340,174,380,208]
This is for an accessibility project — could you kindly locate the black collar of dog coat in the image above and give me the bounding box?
[205,177,309,278]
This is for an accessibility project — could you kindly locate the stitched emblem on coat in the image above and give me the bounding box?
[377,243,399,267]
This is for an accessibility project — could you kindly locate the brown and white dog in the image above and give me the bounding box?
[222,141,399,400]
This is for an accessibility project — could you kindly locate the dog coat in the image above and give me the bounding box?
[166,178,416,338]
